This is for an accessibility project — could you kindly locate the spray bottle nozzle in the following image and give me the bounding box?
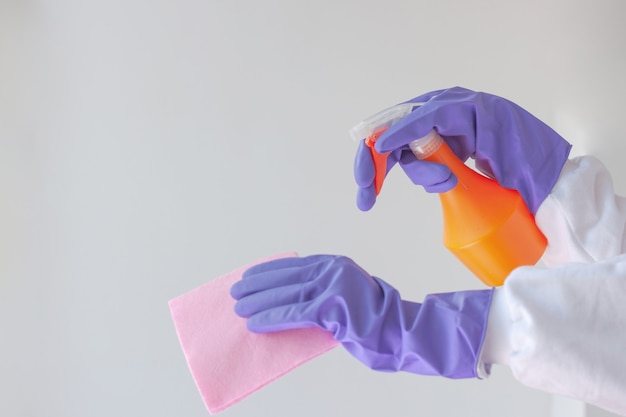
[350,103,423,195]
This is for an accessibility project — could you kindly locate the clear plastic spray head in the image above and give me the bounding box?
[349,103,422,142]
[349,103,425,195]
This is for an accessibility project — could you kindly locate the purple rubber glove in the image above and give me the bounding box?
[354,86,572,213]
[231,255,493,378]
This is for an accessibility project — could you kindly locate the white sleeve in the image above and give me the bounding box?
[534,156,626,265]
[477,156,626,416]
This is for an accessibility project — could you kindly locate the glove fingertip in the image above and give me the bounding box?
[356,187,376,211]
[230,280,245,300]
[246,321,267,334]
[233,299,249,317]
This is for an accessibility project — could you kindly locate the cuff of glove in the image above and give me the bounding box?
[476,286,513,378]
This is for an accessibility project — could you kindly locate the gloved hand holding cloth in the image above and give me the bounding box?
[231,255,491,378]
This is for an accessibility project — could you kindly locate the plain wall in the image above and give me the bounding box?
[2,1,626,416]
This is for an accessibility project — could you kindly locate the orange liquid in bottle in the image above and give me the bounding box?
[410,130,547,286]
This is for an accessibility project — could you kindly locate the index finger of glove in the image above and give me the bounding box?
[376,88,477,154]
[231,267,307,300]
[232,255,331,299]
[383,89,451,151]
[375,106,440,154]
[242,255,331,278]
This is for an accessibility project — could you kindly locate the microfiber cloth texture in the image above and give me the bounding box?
[168,252,339,414]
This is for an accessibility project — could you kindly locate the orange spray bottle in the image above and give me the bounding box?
[350,104,547,286]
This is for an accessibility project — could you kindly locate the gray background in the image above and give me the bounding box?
[1,1,625,416]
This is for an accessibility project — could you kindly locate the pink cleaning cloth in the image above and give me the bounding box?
[168,252,339,415]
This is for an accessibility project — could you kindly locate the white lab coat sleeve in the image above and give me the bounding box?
[534,156,626,265]
[477,156,626,416]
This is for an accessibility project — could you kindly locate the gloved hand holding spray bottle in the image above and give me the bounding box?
[351,98,549,286]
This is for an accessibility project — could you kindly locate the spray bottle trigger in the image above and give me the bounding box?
[364,127,391,196]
